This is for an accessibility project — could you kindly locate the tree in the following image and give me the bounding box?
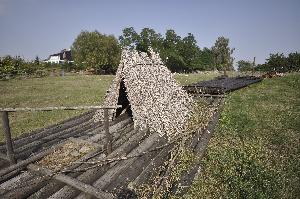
[137,28,162,53]
[287,52,300,72]
[211,36,235,74]
[265,53,288,73]
[0,56,15,75]
[178,33,201,70]
[71,30,121,73]
[119,27,139,50]
[119,27,162,54]
[161,29,189,72]
[34,56,40,65]
[237,60,253,72]
[198,47,214,70]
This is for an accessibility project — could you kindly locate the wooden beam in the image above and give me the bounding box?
[1,111,16,164]
[0,105,121,113]
[0,141,66,178]
[104,109,112,154]
[27,164,114,199]
[0,152,10,161]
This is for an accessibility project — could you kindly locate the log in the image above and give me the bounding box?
[26,121,134,198]
[94,133,163,189]
[171,99,225,196]
[27,147,107,199]
[27,164,114,199]
[89,117,132,143]
[0,110,95,151]
[103,136,168,193]
[0,141,67,180]
[48,128,149,199]
[130,143,175,187]
[0,106,121,113]
[15,120,96,160]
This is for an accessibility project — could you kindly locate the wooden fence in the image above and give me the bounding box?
[0,105,121,165]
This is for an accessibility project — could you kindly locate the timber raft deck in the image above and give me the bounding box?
[0,76,262,199]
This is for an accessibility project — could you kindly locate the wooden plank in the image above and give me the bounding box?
[0,141,66,178]
[0,152,10,161]
[172,99,225,196]
[1,111,16,164]
[0,105,121,113]
[27,164,114,199]
[0,110,94,150]
[49,128,149,199]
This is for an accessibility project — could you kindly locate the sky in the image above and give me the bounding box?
[0,0,299,64]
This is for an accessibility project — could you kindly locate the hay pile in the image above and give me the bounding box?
[36,140,96,171]
[94,48,193,139]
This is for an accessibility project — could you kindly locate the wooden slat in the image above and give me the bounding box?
[0,141,66,178]
[0,152,10,161]
[0,105,121,113]
[27,164,114,199]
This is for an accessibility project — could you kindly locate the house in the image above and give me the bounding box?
[44,49,73,64]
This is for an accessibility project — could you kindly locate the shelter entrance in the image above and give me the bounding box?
[115,79,132,118]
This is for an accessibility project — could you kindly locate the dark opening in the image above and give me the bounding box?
[115,79,133,118]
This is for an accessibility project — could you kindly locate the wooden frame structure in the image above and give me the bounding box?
[0,105,121,165]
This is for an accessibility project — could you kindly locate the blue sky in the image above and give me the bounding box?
[0,0,299,64]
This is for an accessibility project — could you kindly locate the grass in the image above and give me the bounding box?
[0,72,217,141]
[0,75,114,141]
[185,73,300,198]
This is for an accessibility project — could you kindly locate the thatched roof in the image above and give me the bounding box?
[94,48,193,139]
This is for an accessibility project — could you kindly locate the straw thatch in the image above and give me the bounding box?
[94,48,193,139]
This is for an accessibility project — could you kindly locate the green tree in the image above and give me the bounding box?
[237,60,253,72]
[137,28,162,53]
[34,56,40,65]
[71,30,121,73]
[198,47,214,70]
[287,52,300,72]
[119,27,162,54]
[0,56,15,75]
[265,53,288,73]
[178,33,201,70]
[161,29,189,72]
[119,27,139,50]
[212,36,235,74]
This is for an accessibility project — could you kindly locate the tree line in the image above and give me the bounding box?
[0,55,73,78]
[1,27,299,78]
[237,52,300,73]
[71,28,235,73]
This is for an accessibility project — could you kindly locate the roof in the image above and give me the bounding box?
[48,49,73,61]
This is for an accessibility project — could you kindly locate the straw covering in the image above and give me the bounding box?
[94,48,193,139]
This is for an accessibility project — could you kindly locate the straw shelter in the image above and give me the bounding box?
[94,48,193,139]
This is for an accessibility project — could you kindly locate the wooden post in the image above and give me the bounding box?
[103,109,112,154]
[1,111,16,164]
[252,57,256,76]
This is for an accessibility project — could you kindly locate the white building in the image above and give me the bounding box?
[44,49,73,64]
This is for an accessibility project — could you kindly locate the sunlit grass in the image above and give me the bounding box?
[185,73,300,198]
[0,75,114,141]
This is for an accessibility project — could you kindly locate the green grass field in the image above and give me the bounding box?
[0,73,218,141]
[185,73,300,198]
[0,72,299,197]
